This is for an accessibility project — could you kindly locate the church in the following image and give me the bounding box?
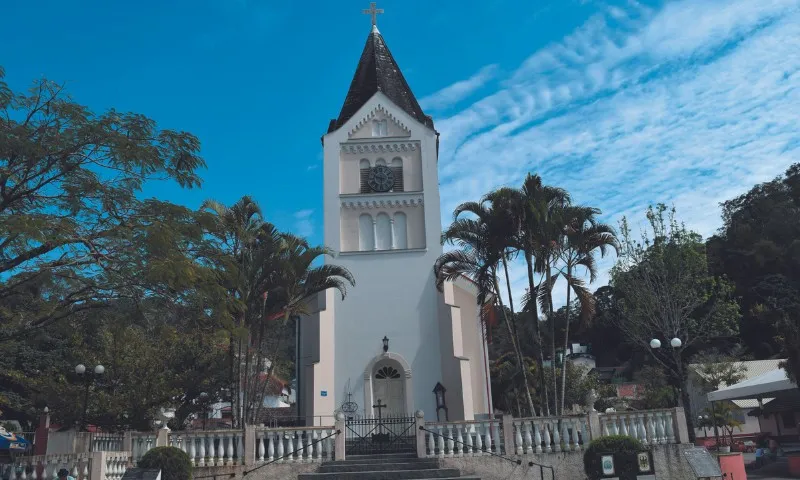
[296,4,492,424]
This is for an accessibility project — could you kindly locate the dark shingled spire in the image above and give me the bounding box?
[328,28,434,133]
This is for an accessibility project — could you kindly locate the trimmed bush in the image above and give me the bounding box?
[583,435,645,480]
[139,447,192,480]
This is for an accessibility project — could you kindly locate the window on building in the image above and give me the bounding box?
[359,159,371,193]
[391,157,404,192]
[359,214,375,251]
[375,366,401,379]
[375,213,391,250]
[371,119,388,137]
[393,212,407,249]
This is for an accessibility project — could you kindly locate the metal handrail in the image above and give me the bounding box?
[419,425,556,480]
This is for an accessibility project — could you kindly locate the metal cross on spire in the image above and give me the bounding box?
[362,2,384,28]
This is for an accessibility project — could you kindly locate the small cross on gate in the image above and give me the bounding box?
[372,399,387,420]
[362,2,384,27]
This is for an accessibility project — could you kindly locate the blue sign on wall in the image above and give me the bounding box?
[321,391,328,397]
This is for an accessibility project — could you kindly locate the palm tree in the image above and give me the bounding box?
[557,205,618,414]
[201,196,355,426]
[436,213,538,417]
[516,174,570,416]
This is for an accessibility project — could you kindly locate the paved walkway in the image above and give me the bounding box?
[743,454,792,479]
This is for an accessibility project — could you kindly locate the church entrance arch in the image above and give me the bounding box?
[363,352,413,418]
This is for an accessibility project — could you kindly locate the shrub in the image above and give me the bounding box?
[138,447,192,480]
[583,435,645,480]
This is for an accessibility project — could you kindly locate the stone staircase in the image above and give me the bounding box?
[297,453,480,480]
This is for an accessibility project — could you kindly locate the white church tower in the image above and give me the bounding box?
[297,4,492,424]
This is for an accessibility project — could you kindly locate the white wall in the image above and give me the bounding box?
[319,93,446,421]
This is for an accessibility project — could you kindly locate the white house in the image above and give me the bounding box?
[296,16,492,424]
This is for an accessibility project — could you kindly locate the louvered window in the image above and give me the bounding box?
[360,168,371,193]
[375,366,401,379]
[391,167,403,192]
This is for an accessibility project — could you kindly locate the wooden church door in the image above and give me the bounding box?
[373,365,406,417]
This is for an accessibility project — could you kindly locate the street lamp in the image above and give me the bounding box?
[699,415,709,438]
[382,336,389,353]
[75,363,104,431]
[649,337,682,349]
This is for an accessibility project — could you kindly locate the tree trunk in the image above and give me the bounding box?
[525,251,550,416]
[546,259,559,416]
[493,274,538,417]
[560,266,573,415]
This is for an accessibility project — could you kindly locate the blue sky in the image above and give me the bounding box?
[3,0,799,305]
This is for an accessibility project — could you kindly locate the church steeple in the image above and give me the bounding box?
[328,6,433,134]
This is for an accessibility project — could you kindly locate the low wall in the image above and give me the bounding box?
[440,444,698,480]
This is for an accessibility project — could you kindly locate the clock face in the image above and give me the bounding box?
[367,165,395,192]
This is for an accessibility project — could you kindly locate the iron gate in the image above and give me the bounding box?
[345,416,416,455]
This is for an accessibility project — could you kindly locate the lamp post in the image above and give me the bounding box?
[433,383,448,422]
[699,415,708,438]
[382,336,389,353]
[75,364,104,431]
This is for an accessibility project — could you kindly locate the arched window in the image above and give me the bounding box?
[393,212,408,249]
[375,158,386,166]
[359,159,371,193]
[359,214,375,251]
[390,157,404,192]
[375,366,401,379]
[375,213,391,250]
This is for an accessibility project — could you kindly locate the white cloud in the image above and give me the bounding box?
[436,0,800,310]
[420,65,499,111]
[293,209,314,238]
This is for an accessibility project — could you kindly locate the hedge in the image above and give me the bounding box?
[138,446,193,480]
[583,435,645,480]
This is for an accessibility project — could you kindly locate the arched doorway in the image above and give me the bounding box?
[363,352,414,418]
[372,362,406,417]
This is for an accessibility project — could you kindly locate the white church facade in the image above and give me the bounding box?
[296,13,492,424]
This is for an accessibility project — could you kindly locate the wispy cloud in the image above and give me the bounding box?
[293,209,314,238]
[436,0,800,309]
[420,65,499,112]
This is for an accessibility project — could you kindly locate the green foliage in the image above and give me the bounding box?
[633,365,676,410]
[709,163,800,363]
[0,68,210,340]
[703,402,743,445]
[583,435,645,480]
[139,447,192,480]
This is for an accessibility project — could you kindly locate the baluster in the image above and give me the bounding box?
[312,430,319,462]
[455,425,464,457]
[446,425,455,457]
[534,421,542,454]
[428,430,435,457]
[553,421,562,452]
[267,432,275,462]
[303,430,312,462]
[523,421,532,455]
[276,432,285,462]
[655,413,665,444]
[493,421,502,455]
[514,421,523,455]
[257,433,265,463]
[612,416,621,435]
[638,415,649,446]
[437,426,445,458]
[601,416,609,437]
[81,460,89,480]
[205,433,215,467]
[664,411,676,443]
[287,432,296,462]
[195,436,204,467]
[474,424,483,455]
[619,415,628,436]
[543,422,552,453]
[188,437,196,466]
[465,424,474,456]
[71,462,79,480]
[581,419,589,448]
[647,413,657,445]
[572,419,581,451]
[296,431,305,462]
[483,422,492,455]
[562,421,570,452]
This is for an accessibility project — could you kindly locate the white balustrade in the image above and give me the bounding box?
[253,427,333,464]
[11,455,91,480]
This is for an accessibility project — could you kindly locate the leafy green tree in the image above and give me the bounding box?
[0,67,207,341]
[610,204,740,441]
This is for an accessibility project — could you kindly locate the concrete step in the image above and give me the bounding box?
[318,460,440,473]
[326,457,433,467]
[297,468,464,479]
[342,453,418,462]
